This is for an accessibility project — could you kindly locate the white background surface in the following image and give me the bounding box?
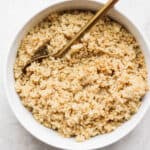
[1,0,150,150]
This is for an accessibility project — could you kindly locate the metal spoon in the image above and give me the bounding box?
[22,0,119,74]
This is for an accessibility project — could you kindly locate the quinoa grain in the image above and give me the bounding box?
[14,11,148,142]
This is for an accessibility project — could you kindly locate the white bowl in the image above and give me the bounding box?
[4,0,150,149]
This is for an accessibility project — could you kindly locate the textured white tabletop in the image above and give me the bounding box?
[1,0,150,150]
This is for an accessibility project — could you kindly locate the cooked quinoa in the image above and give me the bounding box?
[14,10,148,142]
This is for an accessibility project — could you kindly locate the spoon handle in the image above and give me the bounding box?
[54,0,119,58]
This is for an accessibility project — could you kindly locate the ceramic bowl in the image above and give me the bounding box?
[4,0,150,149]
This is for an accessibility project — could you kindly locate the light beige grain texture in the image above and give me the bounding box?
[14,11,148,142]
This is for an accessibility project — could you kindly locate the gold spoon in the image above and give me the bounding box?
[22,0,119,74]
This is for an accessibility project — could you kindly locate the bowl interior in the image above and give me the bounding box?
[5,0,150,150]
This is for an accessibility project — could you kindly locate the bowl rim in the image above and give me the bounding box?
[3,0,150,150]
